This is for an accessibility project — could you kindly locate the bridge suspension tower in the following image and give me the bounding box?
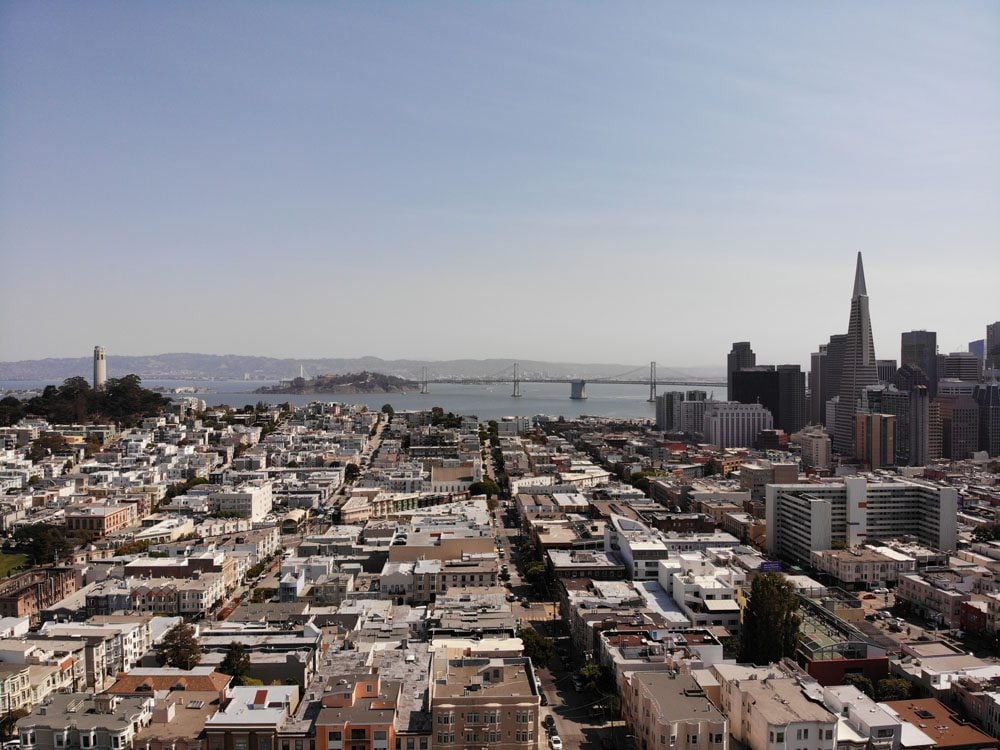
[648,361,657,402]
[512,362,521,398]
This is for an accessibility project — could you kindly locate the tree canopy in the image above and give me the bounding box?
[13,523,73,565]
[468,478,501,498]
[520,627,554,667]
[157,622,202,671]
[219,641,255,685]
[0,375,171,428]
[739,573,802,665]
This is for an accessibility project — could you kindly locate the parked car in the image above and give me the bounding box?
[550,737,563,750]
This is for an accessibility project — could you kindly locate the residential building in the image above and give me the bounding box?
[17,693,154,750]
[203,685,299,750]
[766,477,958,565]
[855,412,895,470]
[315,672,400,750]
[622,672,728,750]
[428,656,540,750]
[656,392,685,432]
[796,425,831,470]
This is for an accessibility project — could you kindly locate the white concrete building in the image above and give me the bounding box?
[766,477,958,565]
[702,402,774,449]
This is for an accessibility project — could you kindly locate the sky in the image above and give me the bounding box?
[1,2,998,370]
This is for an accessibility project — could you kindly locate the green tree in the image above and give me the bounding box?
[468,478,501,498]
[843,673,875,699]
[157,622,202,670]
[520,627,555,667]
[219,641,254,685]
[344,463,361,482]
[972,523,1000,543]
[13,523,72,565]
[739,573,801,665]
[875,677,912,701]
[28,433,68,462]
[381,404,395,419]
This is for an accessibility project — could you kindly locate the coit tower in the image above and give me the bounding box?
[93,346,107,390]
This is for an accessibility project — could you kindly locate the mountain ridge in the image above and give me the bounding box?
[0,352,724,382]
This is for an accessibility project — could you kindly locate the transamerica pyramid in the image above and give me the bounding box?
[833,252,879,456]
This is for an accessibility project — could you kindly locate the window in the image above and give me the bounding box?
[825,730,834,740]
[714,734,723,744]
[689,735,698,744]
[776,733,784,743]
[329,732,343,741]
[375,731,388,741]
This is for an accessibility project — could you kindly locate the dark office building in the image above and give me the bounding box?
[726,342,756,400]
[733,365,806,434]
[901,330,938,397]
[976,383,1000,458]
[939,395,980,460]
[876,359,897,384]
[810,333,847,426]
[943,352,982,382]
[893,363,930,394]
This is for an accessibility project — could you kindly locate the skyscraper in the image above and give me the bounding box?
[655,391,685,432]
[909,385,930,466]
[901,330,938,397]
[876,359,897,383]
[726,342,755,400]
[732,365,806,433]
[987,321,1000,371]
[943,351,982,382]
[969,339,985,363]
[976,383,1000,458]
[93,346,107,390]
[811,333,847,426]
[833,253,879,457]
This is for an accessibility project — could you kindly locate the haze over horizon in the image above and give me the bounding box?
[2,3,998,367]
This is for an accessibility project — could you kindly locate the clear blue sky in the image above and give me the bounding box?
[2,2,998,368]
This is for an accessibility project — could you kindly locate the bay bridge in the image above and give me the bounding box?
[419,362,726,401]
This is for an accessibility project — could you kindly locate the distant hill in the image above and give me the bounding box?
[0,352,724,382]
[255,371,418,395]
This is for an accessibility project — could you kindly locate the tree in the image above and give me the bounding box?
[28,433,68,462]
[344,463,361,482]
[843,673,875,699]
[520,627,555,667]
[14,523,72,565]
[875,677,912,702]
[157,622,202,670]
[219,641,254,685]
[972,523,1000,543]
[468,478,501,498]
[380,404,395,419]
[739,573,801,665]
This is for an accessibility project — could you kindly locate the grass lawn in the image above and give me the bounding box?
[0,552,27,579]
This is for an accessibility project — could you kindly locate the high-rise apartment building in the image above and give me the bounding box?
[766,477,958,565]
[797,425,832,470]
[726,342,755,400]
[987,321,1000,371]
[655,391,685,432]
[677,399,711,437]
[733,365,806,434]
[855,412,895,470]
[93,345,107,390]
[901,330,938,397]
[702,401,774,449]
[833,253,879,457]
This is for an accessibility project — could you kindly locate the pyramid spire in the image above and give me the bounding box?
[852,251,867,299]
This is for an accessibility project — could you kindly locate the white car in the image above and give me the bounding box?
[550,737,563,750]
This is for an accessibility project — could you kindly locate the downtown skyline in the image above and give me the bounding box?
[2,2,998,364]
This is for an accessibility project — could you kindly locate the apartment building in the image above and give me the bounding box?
[659,556,744,631]
[713,665,837,750]
[820,686,902,750]
[315,672,399,750]
[428,656,540,750]
[0,568,78,621]
[896,572,973,627]
[17,693,154,750]
[203,685,299,750]
[766,477,957,565]
[810,547,916,588]
[622,672,728,750]
[209,481,274,521]
[64,503,134,537]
